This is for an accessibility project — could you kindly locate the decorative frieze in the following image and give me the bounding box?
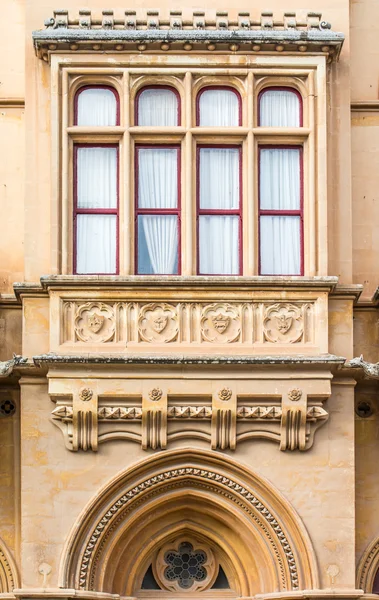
[56,297,323,353]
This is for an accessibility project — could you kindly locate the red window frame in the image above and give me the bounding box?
[196,86,242,126]
[73,143,120,275]
[135,144,182,275]
[196,144,243,276]
[135,85,181,126]
[258,144,304,276]
[257,86,303,127]
[74,85,120,126]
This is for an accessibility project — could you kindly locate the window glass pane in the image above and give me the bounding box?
[199,215,239,274]
[260,89,300,127]
[77,147,117,209]
[260,215,301,275]
[76,214,117,274]
[138,215,178,274]
[77,88,117,126]
[198,89,239,126]
[138,88,178,126]
[138,148,178,209]
[199,148,239,210]
[260,148,300,210]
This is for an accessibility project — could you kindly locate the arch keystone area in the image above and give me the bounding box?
[59,449,318,596]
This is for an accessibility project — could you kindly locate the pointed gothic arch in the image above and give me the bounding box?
[59,449,318,597]
[0,537,19,593]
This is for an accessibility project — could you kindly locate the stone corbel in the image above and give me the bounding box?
[49,379,99,452]
[211,385,237,450]
[142,386,167,450]
[280,388,307,451]
[73,386,98,452]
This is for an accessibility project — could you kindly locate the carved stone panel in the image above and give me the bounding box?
[200,303,241,343]
[74,302,115,343]
[57,295,323,352]
[138,303,178,343]
[263,303,304,343]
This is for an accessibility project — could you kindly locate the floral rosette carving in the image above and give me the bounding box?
[138,303,178,343]
[218,387,232,401]
[149,387,163,402]
[79,388,93,402]
[263,303,303,344]
[288,388,302,402]
[74,302,115,343]
[200,303,240,343]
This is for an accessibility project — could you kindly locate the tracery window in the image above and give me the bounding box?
[69,80,307,276]
[139,537,231,595]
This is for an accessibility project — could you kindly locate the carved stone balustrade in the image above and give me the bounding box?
[41,276,337,356]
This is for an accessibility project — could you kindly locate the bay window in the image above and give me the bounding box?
[69,80,306,277]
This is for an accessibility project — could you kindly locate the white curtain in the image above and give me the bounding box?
[76,214,117,273]
[199,148,239,209]
[260,216,300,275]
[138,148,178,273]
[77,147,117,208]
[199,216,239,274]
[77,88,117,126]
[260,148,301,274]
[138,88,178,126]
[260,148,300,210]
[198,89,239,126]
[198,148,239,274]
[138,215,178,274]
[76,146,118,274]
[259,89,300,127]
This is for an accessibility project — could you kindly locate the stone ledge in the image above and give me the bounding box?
[33,352,345,366]
[32,9,344,61]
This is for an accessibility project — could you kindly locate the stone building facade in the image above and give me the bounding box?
[1,0,379,599]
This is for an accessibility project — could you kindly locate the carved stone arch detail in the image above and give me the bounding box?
[59,449,319,596]
[357,535,379,592]
[0,537,20,592]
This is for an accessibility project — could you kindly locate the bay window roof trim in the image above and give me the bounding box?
[32,10,344,61]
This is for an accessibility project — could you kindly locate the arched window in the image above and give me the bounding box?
[75,86,119,126]
[197,87,241,126]
[136,86,180,126]
[258,87,302,127]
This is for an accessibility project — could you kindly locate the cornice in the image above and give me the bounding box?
[351,101,379,112]
[40,274,339,292]
[32,9,344,62]
[0,99,24,109]
[33,352,345,367]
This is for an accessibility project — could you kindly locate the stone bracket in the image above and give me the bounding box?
[48,372,331,453]
[280,387,307,451]
[211,385,237,450]
[142,385,168,450]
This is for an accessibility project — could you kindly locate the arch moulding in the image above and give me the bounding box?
[357,536,379,592]
[0,536,20,593]
[59,449,319,597]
